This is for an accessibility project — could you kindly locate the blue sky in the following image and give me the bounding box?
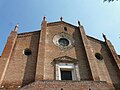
[0,0,120,55]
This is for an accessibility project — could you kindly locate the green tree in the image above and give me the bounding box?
[104,0,118,2]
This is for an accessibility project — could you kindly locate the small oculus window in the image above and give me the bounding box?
[95,53,103,60]
[24,48,32,56]
[64,27,67,31]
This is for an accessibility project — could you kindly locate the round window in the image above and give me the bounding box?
[95,53,103,60]
[58,38,69,47]
[24,48,32,56]
[53,32,74,50]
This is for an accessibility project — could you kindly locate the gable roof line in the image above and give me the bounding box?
[17,21,104,44]
[18,30,40,35]
[87,35,104,43]
[47,21,77,28]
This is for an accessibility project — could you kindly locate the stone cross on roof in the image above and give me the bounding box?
[60,17,63,21]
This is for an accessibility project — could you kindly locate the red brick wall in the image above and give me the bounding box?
[0,21,120,90]
[2,31,40,87]
[87,36,120,89]
[43,23,91,80]
[21,80,114,90]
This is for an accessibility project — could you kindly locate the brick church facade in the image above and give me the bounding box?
[0,17,120,90]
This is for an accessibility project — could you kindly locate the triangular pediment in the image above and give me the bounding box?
[53,56,78,64]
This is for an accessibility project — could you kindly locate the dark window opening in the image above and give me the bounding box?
[58,38,69,47]
[24,48,32,56]
[95,53,103,60]
[64,27,67,31]
[61,70,72,80]
[61,88,63,90]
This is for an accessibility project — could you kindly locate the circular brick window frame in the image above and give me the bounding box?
[53,32,74,50]
[23,48,32,56]
[95,53,103,60]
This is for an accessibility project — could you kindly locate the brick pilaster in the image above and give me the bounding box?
[78,25,100,81]
[106,40,120,69]
[0,25,18,85]
[103,34,120,76]
[35,17,47,80]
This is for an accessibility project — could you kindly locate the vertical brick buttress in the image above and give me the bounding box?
[35,18,47,80]
[0,30,17,85]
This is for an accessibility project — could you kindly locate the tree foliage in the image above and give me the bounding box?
[104,0,118,2]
